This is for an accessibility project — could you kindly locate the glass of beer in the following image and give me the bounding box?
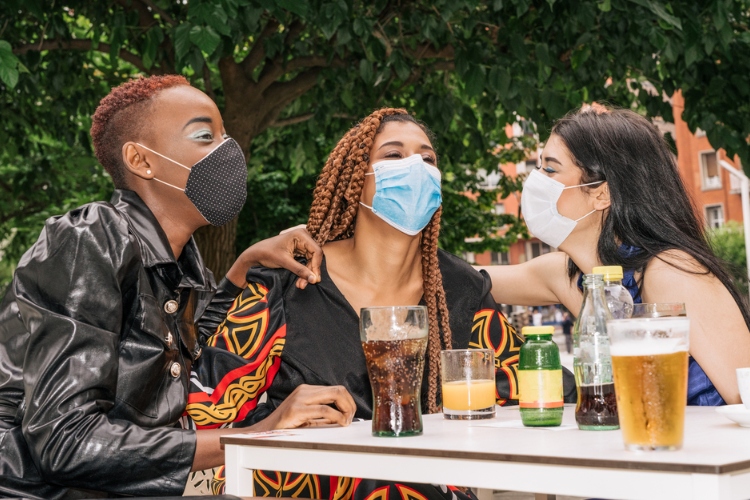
[631,303,686,318]
[608,317,690,451]
[440,349,496,419]
[360,306,428,437]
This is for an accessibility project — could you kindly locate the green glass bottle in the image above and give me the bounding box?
[519,326,563,427]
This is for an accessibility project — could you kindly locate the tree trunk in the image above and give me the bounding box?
[193,57,322,276]
[194,217,238,280]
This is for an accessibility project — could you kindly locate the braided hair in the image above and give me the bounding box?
[307,108,452,413]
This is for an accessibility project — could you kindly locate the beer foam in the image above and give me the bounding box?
[610,338,688,356]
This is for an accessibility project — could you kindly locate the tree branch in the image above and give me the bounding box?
[203,64,215,100]
[0,178,12,194]
[241,19,279,80]
[269,111,356,128]
[407,43,455,61]
[115,0,156,31]
[259,69,322,128]
[256,54,341,93]
[372,21,393,57]
[283,20,305,48]
[269,112,315,127]
[0,203,47,225]
[140,0,176,26]
[14,39,149,73]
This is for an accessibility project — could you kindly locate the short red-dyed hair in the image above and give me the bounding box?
[91,75,190,188]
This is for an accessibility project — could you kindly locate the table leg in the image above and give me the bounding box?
[474,488,493,500]
[224,444,255,496]
[533,494,556,500]
[689,473,730,500]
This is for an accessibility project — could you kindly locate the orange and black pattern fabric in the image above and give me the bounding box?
[209,467,476,500]
[187,250,530,498]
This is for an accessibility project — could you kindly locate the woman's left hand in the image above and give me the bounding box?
[227,226,322,289]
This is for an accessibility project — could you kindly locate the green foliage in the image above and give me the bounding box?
[0,40,27,88]
[709,221,749,297]
[2,0,750,270]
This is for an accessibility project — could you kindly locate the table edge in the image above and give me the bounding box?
[220,436,750,475]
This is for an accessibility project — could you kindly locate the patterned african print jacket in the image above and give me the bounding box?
[187,250,577,498]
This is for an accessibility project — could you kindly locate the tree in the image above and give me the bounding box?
[2,0,750,278]
[709,221,749,298]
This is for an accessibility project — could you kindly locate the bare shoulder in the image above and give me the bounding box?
[642,249,723,301]
[646,249,709,276]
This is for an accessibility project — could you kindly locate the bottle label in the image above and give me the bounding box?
[518,369,564,408]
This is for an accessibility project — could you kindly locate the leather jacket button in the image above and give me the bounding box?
[165,332,173,346]
[164,300,179,314]
[170,362,182,378]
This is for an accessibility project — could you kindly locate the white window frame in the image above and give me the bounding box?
[526,241,552,260]
[490,251,510,265]
[705,204,725,229]
[700,150,722,191]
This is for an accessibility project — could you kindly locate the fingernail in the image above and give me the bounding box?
[308,274,317,283]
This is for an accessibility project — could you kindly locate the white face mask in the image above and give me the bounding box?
[520,169,603,248]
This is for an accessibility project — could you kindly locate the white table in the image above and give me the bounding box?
[221,406,750,500]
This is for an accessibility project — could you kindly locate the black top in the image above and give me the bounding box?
[187,250,577,429]
[0,190,241,499]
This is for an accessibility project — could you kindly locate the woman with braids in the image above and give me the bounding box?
[0,74,354,499]
[479,104,750,405]
[187,108,576,498]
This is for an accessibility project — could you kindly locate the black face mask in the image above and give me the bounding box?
[137,138,248,226]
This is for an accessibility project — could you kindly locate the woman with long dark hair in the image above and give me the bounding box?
[480,103,750,405]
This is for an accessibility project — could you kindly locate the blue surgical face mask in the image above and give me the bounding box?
[359,154,442,235]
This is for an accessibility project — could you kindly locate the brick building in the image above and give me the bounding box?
[467,95,745,268]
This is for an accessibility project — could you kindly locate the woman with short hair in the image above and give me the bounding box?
[0,75,354,499]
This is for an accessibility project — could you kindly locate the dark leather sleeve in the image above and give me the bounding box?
[197,277,244,344]
[13,206,195,495]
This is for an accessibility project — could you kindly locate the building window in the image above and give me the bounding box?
[463,252,476,264]
[528,241,552,259]
[730,171,742,194]
[516,159,537,176]
[705,205,724,229]
[494,203,506,215]
[700,151,722,190]
[477,168,501,190]
[490,251,510,265]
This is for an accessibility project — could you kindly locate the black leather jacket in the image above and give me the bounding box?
[0,190,241,499]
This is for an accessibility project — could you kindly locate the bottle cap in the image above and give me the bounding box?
[592,265,624,280]
[522,326,555,336]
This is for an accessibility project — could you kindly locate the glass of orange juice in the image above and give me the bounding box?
[440,349,496,419]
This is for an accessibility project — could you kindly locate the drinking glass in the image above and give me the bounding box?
[737,368,750,410]
[608,317,690,451]
[440,349,496,420]
[360,306,428,437]
[631,303,686,318]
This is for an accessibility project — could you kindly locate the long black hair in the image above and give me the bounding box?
[553,104,750,330]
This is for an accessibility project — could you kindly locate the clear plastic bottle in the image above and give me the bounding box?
[573,274,619,430]
[592,265,633,320]
[519,326,563,427]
